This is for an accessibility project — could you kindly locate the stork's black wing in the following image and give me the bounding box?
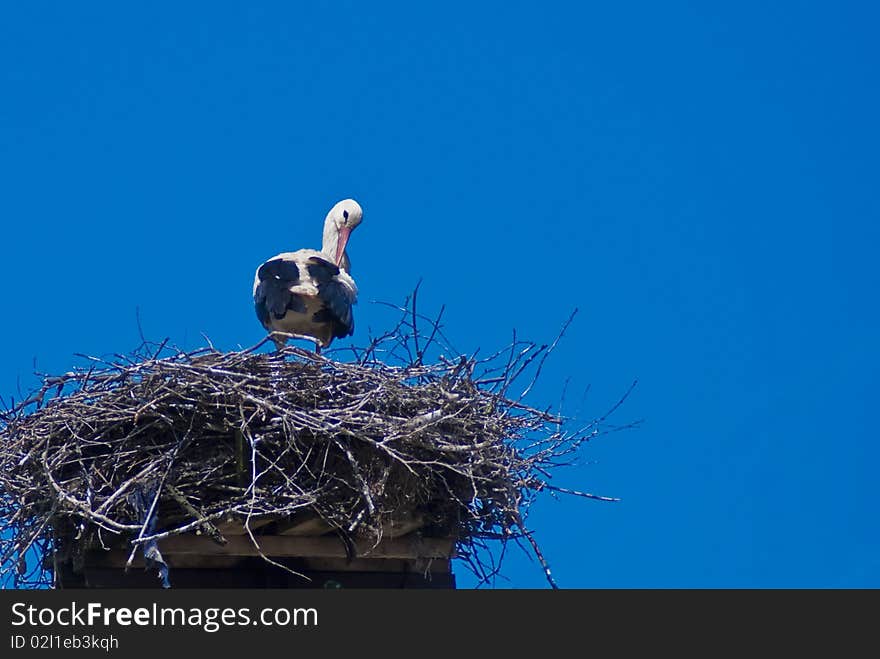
[306,257,355,339]
[254,258,306,326]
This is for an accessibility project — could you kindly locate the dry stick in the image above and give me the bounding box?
[371,298,461,358]
[200,333,216,352]
[517,308,578,403]
[95,462,163,516]
[5,372,78,417]
[502,343,543,397]
[594,378,639,426]
[0,502,56,567]
[411,279,422,362]
[413,301,446,370]
[118,510,242,545]
[536,484,620,502]
[241,422,311,582]
[124,436,185,569]
[242,522,311,583]
[493,330,519,395]
[165,484,227,545]
[517,524,558,590]
[40,440,140,533]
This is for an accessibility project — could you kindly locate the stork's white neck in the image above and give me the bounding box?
[321,216,351,272]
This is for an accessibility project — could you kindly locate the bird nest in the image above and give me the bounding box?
[0,299,637,588]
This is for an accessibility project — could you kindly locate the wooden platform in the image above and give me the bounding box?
[53,515,457,589]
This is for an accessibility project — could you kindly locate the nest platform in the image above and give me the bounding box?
[1,319,634,588]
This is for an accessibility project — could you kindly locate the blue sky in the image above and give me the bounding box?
[1,2,877,587]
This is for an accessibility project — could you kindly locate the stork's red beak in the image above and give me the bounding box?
[335,226,351,268]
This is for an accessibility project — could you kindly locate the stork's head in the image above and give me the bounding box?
[324,199,363,268]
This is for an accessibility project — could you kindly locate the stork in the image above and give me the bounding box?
[253,199,363,352]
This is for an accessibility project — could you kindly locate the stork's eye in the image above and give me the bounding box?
[343,209,349,220]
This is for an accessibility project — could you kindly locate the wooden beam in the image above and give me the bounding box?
[380,511,426,539]
[78,551,450,574]
[156,534,456,560]
[214,516,278,536]
[90,552,246,569]
[76,566,456,589]
[301,557,450,574]
[273,515,334,537]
